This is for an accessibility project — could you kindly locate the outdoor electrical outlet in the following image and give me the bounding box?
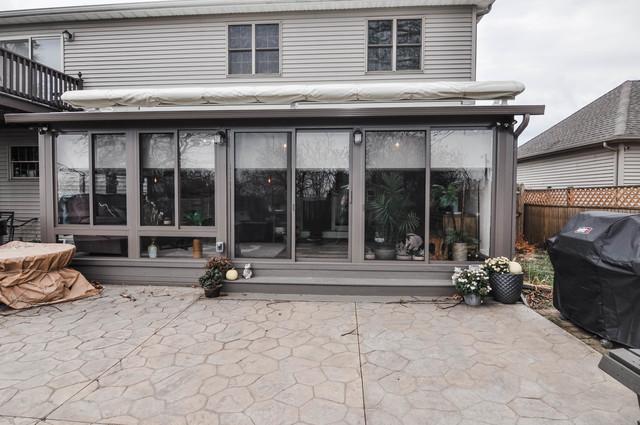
[215,242,225,253]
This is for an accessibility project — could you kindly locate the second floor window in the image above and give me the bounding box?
[228,23,280,75]
[0,36,62,71]
[367,19,422,72]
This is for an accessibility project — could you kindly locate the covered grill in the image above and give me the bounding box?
[547,211,640,348]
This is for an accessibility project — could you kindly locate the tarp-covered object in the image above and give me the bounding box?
[547,211,640,348]
[0,241,100,309]
[61,80,525,109]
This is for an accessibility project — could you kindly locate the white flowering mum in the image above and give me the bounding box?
[452,266,490,296]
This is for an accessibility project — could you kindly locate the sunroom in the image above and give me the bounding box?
[4,84,543,294]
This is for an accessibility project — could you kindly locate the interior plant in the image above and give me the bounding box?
[395,241,412,261]
[368,172,420,260]
[483,256,524,304]
[445,229,477,262]
[431,183,459,212]
[199,256,233,298]
[452,266,490,306]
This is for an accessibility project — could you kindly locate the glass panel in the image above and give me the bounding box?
[228,25,252,49]
[141,236,216,258]
[229,51,252,74]
[10,146,38,178]
[31,37,62,70]
[93,134,127,225]
[255,24,279,49]
[58,234,128,257]
[234,132,290,258]
[367,47,392,71]
[365,131,426,261]
[140,133,176,226]
[296,131,350,260]
[0,39,29,57]
[397,19,422,45]
[56,133,90,225]
[396,46,421,70]
[368,20,392,45]
[179,131,215,227]
[430,129,494,262]
[256,50,279,74]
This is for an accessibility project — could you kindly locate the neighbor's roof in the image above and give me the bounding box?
[518,80,640,160]
[0,0,495,25]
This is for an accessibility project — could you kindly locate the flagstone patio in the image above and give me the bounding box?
[0,286,637,425]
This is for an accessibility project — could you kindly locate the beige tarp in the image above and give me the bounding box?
[0,241,100,309]
[60,80,525,109]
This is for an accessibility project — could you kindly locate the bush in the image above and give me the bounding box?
[199,256,233,290]
[453,267,490,296]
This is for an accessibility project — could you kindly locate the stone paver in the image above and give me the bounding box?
[0,286,637,425]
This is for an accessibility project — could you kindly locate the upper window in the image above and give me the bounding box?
[367,19,422,72]
[0,36,62,71]
[228,23,280,75]
[10,146,39,179]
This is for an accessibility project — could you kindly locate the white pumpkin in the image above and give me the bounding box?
[508,261,523,274]
[226,269,239,281]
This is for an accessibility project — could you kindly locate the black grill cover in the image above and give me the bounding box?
[547,211,640,348]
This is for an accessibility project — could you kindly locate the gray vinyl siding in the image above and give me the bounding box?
[0,128,40,241]
[623,145,640,185]
[0,6,474,88]
[517,149,617,189]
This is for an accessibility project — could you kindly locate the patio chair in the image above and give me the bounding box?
[598,348,640,425]
[0,211,15,245]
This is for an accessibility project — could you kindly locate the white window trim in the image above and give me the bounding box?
[365,17,424,73]
[9,145,39,181]
[0,34,65,72]
[226,22,282,77]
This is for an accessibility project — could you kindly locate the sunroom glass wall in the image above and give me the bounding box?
[93,134,127,225]
[234,132,290,258]
[295,131,350,260]
[56,133,90,225]
[140,133,176,226]
[365,131,426,261]
[179,131,216,227]
[429,129,494,262]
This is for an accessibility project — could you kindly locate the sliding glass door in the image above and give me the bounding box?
[233,132,291,258]
[295,131,350,260]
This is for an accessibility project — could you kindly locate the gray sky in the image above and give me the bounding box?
[3,0,640,142]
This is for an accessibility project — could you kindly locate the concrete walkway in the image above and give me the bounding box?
[0,286,637,425]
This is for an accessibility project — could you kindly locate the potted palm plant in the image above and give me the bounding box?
[368,173,420,260]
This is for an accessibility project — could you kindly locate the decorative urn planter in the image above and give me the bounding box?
[491,274,524,304]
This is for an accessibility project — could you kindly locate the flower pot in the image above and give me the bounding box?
[374,246,396,260]
[204,286,221,298]
[452,243,468,262]
[365,252,376,260]
[464,293,482,306]
[490,273,523,304]
[396,254,412,261]
[412,255,425,261]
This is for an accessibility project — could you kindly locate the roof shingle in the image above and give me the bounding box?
[518,80,640,160]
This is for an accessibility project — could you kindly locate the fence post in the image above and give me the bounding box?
[567,187,575,207]
[516,184,525,240]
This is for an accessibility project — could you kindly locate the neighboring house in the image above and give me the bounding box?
[0,0,543,292]
[518,80,640,189]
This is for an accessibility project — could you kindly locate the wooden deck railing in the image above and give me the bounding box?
[0,47,82,110]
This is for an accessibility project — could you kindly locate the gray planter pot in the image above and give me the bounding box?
[374,246,396,260]
[463,294,482,306]
[490,274,523,304]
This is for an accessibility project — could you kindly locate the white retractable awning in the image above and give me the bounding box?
[61,81,525,109]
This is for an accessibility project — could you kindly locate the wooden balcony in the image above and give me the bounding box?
[0,47,82,113]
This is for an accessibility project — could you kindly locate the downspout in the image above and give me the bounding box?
[514,114,530,140]
[603,141,623,185]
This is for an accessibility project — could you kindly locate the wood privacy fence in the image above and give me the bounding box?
[516,185,640,245]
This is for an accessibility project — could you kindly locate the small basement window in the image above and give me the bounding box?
[10,146,39,179]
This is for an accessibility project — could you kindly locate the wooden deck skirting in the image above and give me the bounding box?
[517,185,640,245]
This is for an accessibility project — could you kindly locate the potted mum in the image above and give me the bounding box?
[483,256,524,304]
[452,266,490,306]
[199,256,233,298]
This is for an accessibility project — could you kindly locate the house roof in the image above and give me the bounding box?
[518,80,640,161]
[0,0,495,25]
